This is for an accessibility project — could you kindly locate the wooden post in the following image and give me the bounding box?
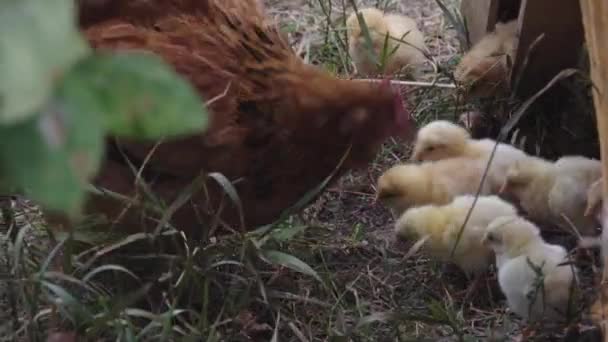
[460,0,499,45]
[580,1,608,339]
[511,0,584,97]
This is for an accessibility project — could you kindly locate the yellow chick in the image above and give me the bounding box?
[454,20,518,99]
[395,195,518,276]
[482,216,577,321]
[500,156,601,235]
[585,177,603,221]
[346,7,427,76]
[410,120,530,193]
[376,157,493,216]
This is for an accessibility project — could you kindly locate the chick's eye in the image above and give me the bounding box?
[426,146,435,152]
[486,233,496,242]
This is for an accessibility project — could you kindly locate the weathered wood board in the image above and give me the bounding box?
[511,0,585,96]
[580,0,608,337]
[460,0,499,46]
[461,0,585,96]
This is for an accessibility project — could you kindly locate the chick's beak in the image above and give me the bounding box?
[584,205,592,217]
[480,234,489,246]
[373,188,387,205]
[372,192,379,205]
[584,202,597,218]
[498,180,508,194]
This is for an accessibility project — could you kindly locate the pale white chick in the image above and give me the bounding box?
[395,195,518,276]
[454,20,518,99]
[500,155,602,235]
[346,7,427,76]
[482,216,577,321]
[410,120,530,193]
[376,157,493,216]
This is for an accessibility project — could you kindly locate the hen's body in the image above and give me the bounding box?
[77,0,410,234]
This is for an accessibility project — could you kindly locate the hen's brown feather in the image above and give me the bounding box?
[77,0,412,234]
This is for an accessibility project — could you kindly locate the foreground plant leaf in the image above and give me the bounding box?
[0,0,89,124]
[0,66,105,216]
[75,52,209,139]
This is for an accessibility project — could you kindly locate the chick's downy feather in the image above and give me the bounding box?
[395,195,518,275]
[410,120,530,193]
[346,8,427,76]
[77,0,412,234]
[483,216,577,321]
[501,156,601,235]
[454,20,518,99]
[376,157,493,215]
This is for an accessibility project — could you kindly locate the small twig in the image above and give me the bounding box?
[326,188,373,197]
[352,78,456,88]
[205,81,232,106]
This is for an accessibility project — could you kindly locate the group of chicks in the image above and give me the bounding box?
[347,5,601,323]
[346,7,518,97]
[375,119,603,322]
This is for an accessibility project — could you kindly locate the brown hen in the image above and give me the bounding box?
[75,0,412,236]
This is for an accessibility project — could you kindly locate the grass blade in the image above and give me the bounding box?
[260,250,322,283]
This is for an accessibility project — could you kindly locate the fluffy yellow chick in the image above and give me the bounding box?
[482,216,577,321]
[454,20,518,99]
[376,157,493,216]
[346,7,427,76]
[395,195,518,275]
[500,156,602,235]
[410,120,530,193]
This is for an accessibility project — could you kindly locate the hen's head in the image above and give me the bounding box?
[410,120,470,161]
[281,71,412,164]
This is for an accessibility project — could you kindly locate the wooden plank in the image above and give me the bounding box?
[460,0,499,45]
[496,0,521,23]
[580,1,608,337]
[510,0,585,97]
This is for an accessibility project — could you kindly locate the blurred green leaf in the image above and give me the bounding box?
[0,0,89,124]
[0,65,105,216]
[260,250,322,282]
[76,52,209,139]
